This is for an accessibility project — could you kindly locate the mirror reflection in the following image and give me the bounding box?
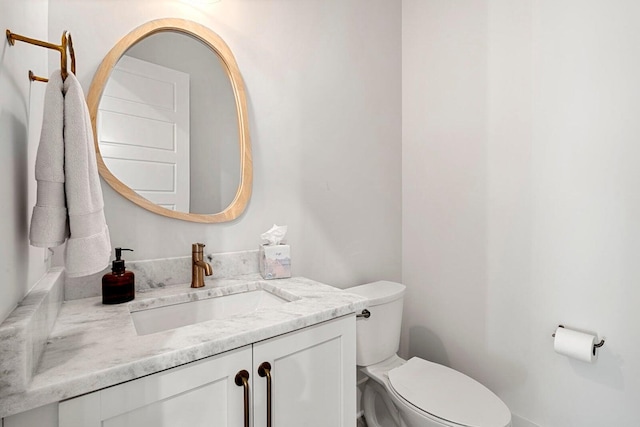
[97,31,240,214]
[89,19,252,223]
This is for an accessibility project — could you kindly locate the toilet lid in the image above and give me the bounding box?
[388,358,511,427]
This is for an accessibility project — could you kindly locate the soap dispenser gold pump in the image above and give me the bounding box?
[102,248,135,304]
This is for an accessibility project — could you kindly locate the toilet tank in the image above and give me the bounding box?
[347,281,406,366]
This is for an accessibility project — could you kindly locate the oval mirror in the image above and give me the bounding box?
[87,19,252,223]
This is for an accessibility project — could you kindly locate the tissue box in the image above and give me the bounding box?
[259,244,291,279]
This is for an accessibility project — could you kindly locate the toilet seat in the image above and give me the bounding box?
[387,357,511,427]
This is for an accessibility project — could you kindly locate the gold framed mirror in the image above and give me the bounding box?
[87,18,252,223]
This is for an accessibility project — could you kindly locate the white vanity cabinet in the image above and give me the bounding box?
[59,345,252,427]
[252,314,356,427]
[55,315,355,427]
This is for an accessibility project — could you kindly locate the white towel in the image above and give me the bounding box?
[29,72,67,247]
[30,71,112,277]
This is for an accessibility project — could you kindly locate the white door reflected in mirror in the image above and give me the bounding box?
[99,55,190,212]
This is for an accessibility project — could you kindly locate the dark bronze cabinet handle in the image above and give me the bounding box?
[258,362,272,427]
[356,309,371,318]
[235,370,250,427]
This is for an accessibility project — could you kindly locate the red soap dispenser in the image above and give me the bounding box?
[102,248,135,304]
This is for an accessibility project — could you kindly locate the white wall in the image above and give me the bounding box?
[0,0,49,323]
[403,0,640,425]
[48,0,402,288]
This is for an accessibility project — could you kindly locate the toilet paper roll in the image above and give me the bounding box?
[553,326,598,363]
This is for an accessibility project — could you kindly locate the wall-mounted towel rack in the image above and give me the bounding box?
[5,29,76,82]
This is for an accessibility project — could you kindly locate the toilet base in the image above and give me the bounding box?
[360,355,511,427]
[362,378,404,427]
[363,377,466,427]
[360,356,457,427]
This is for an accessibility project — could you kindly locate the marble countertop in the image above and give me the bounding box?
[0,274,367,418]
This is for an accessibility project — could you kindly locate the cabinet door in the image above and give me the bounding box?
[3,403,58,427]
[252,315,356,427]
[59,345,252,427]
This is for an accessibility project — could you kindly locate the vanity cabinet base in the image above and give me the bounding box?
[3,403,58,427]
[60,345,251,427]
[253,315,356,427]
[7,315,357,427]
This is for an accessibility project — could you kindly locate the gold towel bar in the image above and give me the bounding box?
[5,29,76,82]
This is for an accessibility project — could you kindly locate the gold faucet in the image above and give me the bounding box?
[191,243,213,288]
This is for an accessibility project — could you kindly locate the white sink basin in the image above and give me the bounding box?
[131,289,289,335]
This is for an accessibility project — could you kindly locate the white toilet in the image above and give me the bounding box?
[348,281,512,427]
